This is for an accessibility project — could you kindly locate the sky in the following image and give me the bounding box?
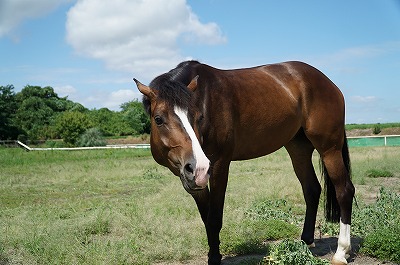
[1,0,399,124]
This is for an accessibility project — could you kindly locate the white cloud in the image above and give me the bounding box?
[313,41,400,67]
[85,89,140,110]
[54,85,77,98]
[351,95,378,103]
[66,0,226,79]
[105,89,137,109]
[0,0,70,38]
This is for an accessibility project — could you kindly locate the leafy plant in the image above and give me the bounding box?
[56,111,93,146]
[361,227,400,263]
[220,219,299,255]
[372,123,381,134]
[365,168,394,178]
[319,188,400,264]
[78,128,106,147]
[261,239,329,265]
[245,198,301,225]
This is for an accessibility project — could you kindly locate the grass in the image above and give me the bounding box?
[0,146,399,264]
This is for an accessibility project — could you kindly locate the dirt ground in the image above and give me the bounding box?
[346,127,400,137]
[156,236,397,265]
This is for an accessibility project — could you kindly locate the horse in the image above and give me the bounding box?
[133,60,355,265]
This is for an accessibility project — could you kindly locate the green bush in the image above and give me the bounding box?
[361,227,400,263]
[357,188,400,263]
[245,198,301,225]
[45,140,66,148]
[56,111,93,146]
[373,124,381,134]
[261,239,329,265]
[320,188,400,264]
[220,219,299,255]
[365,169,394,178]
[78,128,106,147]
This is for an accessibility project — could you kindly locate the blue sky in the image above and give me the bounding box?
[1,0,399,124]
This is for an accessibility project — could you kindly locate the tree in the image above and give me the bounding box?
[14,85,83,140]
[56,111,93,146]
[120,100,150,134]
[88,108,134,136]
[0,85,19,139]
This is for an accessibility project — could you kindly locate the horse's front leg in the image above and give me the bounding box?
[192,159,230,265]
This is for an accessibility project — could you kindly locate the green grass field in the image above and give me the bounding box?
[0,147,399,264]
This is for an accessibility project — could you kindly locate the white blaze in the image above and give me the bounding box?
[332,219,351,264]
[174,106,210,187]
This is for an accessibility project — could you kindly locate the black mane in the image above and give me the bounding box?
[143,60,200,115]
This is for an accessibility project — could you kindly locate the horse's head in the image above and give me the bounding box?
[134,76,210,193]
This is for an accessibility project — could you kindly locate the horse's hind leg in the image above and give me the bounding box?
[321,148,355,265]
[285,132,321,246]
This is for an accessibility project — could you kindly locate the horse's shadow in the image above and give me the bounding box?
[310,236,363,263]
[221,237,363,265]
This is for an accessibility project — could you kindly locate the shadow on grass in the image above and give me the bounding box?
[310,236,363,264]
[220,237,365,265]
[222,254,265,265]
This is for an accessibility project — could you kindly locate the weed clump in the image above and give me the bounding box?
[357,188,400,263]
[261,239,329,265]
[78,128,106,147]
[320,188,400,264]
[365,169,394,178]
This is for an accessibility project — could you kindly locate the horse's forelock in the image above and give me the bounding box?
[145,61,199,116]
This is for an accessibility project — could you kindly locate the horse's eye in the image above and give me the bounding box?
[199,114,204,122]
[154,116,163,126]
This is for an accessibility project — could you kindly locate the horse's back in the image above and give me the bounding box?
[202,61,345,160]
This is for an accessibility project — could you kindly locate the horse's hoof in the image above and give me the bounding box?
[208,259,221,265]
[331,256,348,265]
[208,253,222,265]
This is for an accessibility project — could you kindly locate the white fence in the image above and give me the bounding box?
[16,141,150,151]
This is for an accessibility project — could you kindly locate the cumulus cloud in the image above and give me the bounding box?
[0,0,69,38]
[85,89,140,110]
[66,0,226,79]
[54,85,77,98]
[351,95,378,103]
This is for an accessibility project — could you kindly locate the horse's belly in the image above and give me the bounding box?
[231,122,300,161]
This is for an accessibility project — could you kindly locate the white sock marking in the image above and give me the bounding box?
[333,219,351,264]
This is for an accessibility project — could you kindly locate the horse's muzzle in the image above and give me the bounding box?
[180,158,210,192]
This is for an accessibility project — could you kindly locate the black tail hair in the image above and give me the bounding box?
[321,131,351,223]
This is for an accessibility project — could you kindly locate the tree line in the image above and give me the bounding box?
[0,84,150,146]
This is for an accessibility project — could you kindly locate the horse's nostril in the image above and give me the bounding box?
[185,163,194,174]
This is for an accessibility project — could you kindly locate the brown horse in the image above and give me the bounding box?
[134,60,355,265]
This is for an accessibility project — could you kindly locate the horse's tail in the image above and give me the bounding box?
[321,131,351,223]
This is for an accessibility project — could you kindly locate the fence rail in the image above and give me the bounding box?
[10,141,150,151]
[2,136,400,150]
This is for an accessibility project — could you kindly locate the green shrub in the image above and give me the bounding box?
[365,169,394,178]
[320,188,400,264]
[361,227,400,263]
[356,188,400,263]
[372,124,381,134]
[78,128,106,147]
[45,140,66,148]
[261,239,329,265]
[245,198,301,225]
[56,111,93,146]
[220,219,299,255]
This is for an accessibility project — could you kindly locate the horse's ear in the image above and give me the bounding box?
[134,78,155,99]
[187,75,199,92]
